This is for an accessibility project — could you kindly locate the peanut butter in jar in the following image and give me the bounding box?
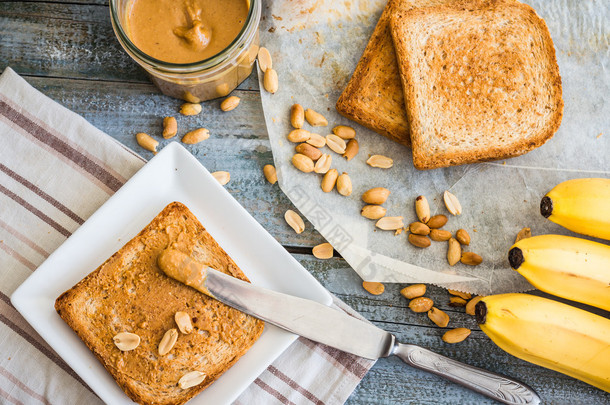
[110,0,260,101]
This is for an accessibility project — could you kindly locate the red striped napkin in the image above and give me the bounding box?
[0,67,374,405]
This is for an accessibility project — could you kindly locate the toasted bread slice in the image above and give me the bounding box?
[55,202,264,405]
[391,0,563,169]
[335,0,450,147]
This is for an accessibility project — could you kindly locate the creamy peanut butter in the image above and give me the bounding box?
[126,0,249,64]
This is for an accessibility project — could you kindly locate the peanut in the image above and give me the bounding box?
[263,164,277,184]
[366,155,393,169]
[376,216,404,231]
[408,234,431,248]
[220,96,240,112]
[287,129,311,143]
[447,238,461,266]
[136,132,158,153]
[336,172,352,196]
[285,210,305,234]
[343,139,359,161]
[162,117,177,139]
[409,222,430,236]
[515,227,532,243]
[442,328,471,343]
[306,133,326,148]
[257,47,272,72]
[361,205,387,220]
[415,195,431,224]
[113,332,140,351]
[456,229,471,245]
[292,153,315,173]
[290,104,304,129]
[182,128,209,144]
[211,171,230,185]
[409,297,433,313]
[174,312,193,334]
[465,296,484,316]
[362,281,384,295]
[428,307,450,328]
[430,229,452,242]
[321,169,338,193]
[178,371,206,389]
[332,125,356,139]
[314,153,332,174]
[449,296,467,307]
[305,109,328,126]
[158,328,178,355]
[400,284,426,299]
[312,243,333,259]
[326,134,346,154]
[448,289,471,300]
[427,215,448,229]
[362,187,390,205]
[295,143,322,161]
[263,68,279,93]
[180,103,202,116]
[461,252,483,266]
[443,190,462,215]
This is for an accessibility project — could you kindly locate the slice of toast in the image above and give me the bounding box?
[55,202,264,405]
[335,0,450,147]
[390,0,563,169]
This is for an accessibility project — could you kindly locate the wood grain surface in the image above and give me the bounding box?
[1,1,609,404]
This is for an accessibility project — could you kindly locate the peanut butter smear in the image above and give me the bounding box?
[126,0,248,64]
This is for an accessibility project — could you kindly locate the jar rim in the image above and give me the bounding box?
[109,0,259,73]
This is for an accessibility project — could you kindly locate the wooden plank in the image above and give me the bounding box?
[0,1,261,91]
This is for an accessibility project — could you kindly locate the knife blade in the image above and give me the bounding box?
[158,249,540,405]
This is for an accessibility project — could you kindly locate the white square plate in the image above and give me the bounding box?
[11,142,332,405]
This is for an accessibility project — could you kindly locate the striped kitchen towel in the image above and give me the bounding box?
[0,67,375,405]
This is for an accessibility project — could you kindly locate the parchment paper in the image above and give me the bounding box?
[257,0,609,295]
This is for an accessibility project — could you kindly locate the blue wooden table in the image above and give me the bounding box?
[1,1,609,403]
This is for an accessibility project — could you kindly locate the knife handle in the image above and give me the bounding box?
[392,343,540,405]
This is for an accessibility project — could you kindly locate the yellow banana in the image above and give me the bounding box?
[476,294,610,393]
[509,234,610,312]
[541,178,610,240]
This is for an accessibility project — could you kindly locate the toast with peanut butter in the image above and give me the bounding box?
[390,0,563,169]
[335,0,450,147]
[55,202,264,405]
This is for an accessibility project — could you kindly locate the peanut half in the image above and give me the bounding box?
[312,243,333,259]
[400,284,426,299]
[306,133,326,148]
[285,210,305,234]
[362,281,384,295]
[220,96,240,112]
[343,139,359,161]
[376,216,404,230]
[449,296,468,307]
[158,328,178,355]
[336,172,352,196]
[211,171,230,185]
[257,47,272,72]
[292,153,314,173]
[113,332,140,351]
[448,289,471,300]
[415,195,431,224]
[263,68,279,93]
[361,205,386,220]
[442,328,471,344]
[408,234,431,248]
[178,371,206,389]
[332,125,356,140]
[443,190,462,215]
[182,128,210,144]
[428,307,450,328]
[290,104,304,129]
[465,296,484,316]
[263,164,277,184]
[136,133,158,153]
[409,297,433,313]
[362,187,390,205]
[295,143,322,161]
[325,134,346,154]
[366,155,393,169]
[175,312,193,334]
[314,153,332,174]
[305,109,328,126]
[321,169,338,193]
[162,117,177,139]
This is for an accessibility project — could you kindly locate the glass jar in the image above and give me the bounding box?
[109,0,260,102]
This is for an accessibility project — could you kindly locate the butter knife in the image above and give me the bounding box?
[159,249,540,405]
